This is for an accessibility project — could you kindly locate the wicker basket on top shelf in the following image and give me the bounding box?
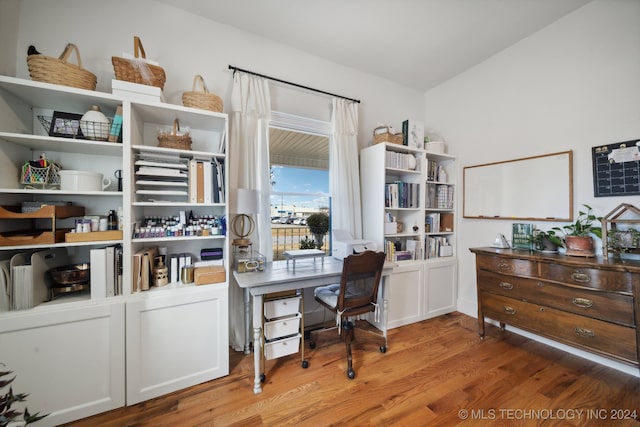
[373,126,404,145]
[27,43,97,90]
[182,75,223,112]
[157,119,192,150]
[112,36,166,89]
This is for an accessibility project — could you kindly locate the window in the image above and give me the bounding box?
[269,112,331,260]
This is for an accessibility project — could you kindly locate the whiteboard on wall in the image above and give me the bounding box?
[463,150,573,221]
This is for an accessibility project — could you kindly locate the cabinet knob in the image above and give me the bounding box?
[503,305,517,315]
[572,297,594,308]
[574,327,595,338]
[571,270,591,283]
[499,282,513,290]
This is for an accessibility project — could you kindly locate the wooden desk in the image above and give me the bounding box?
[234,256,394,394]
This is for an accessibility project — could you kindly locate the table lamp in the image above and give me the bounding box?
[230,188,259,251]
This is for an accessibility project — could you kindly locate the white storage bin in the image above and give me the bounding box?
[264,313,302,340]
[264,334,301,360]
[264,296,301,319]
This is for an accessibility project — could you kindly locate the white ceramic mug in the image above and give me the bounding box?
[59,170,111,191]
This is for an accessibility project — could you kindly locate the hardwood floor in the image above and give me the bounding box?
[63,312,640,426]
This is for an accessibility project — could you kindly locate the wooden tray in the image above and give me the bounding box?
[65,230,123,243]
[0,204,85,219]
[0,229,68,246]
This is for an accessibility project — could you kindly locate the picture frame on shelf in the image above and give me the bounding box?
[49,111,82,138]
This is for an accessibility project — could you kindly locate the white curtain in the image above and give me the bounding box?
[329,98,362,239]
[228,72,272,352]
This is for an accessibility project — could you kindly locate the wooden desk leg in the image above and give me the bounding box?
[252,294,264,394]
[244,288,251,354]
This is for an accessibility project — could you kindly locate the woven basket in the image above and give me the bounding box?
[182,75,223,112]
[112,36,166,89]
[373,126,404,145]
[158,119,192,150]
[27,43,97,90]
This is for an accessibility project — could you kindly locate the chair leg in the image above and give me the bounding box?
[342,321,355,379]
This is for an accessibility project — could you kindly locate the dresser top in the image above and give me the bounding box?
[470,247,640,273]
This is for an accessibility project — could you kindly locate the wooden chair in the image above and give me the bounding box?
[309,250,387,379]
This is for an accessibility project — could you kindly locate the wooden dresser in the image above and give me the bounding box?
[470,247,640,368]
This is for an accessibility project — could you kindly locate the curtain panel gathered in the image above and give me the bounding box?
[228,72,272,352]
[329,98,362,239]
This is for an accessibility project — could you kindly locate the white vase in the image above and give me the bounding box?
[80,105,109,141]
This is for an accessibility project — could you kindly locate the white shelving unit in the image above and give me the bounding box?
[360,142,457,329]
[0,76,229,424]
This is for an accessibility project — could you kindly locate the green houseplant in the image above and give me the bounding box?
[306,212,329,249]
[533,229,563,252]
[1,364,47,426]
[552,204,602,256]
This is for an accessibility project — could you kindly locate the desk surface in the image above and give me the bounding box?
[233,257,396,296]
[233,257,344,295]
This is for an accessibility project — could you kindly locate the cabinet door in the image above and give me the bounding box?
[385,262,424,329]
[125,284,229,404]
[0,302,125,427]
[424,258,457,318]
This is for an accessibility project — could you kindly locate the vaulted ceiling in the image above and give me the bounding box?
[156,0,592,91]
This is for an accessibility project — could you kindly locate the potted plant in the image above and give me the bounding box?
[533,229,563,252]
[306,212,329,249]
[552,204,602,257]
[1,364,48,426]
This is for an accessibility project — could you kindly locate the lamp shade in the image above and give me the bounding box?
[230,188,259,214]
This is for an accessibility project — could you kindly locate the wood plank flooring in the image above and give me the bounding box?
[62,312,640,426]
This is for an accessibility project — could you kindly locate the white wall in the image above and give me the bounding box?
[6,0,424,148]
[424,0,640,316]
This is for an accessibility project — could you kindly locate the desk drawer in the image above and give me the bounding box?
[264,313,301,340]
[265,334,301,360]
[478,270,635,326]
[264,296,301,319]
[477,254,536,277]
[481,293,637,363]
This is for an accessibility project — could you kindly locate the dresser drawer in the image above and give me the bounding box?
[264,296,301,319]
[264,334,301,360]
[477,254,536,277]
[539,263,636,293]
[481,293,637,363]
[478,270,635,326]
[264,313,301,340]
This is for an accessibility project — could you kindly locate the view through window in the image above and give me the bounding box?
[269,124,330,260]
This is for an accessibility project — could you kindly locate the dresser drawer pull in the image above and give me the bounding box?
[497,261,512,271]
[503,306,517,315]
[574,327,595,338]
[571,270,591,283]
[499,282,514,290]
[572,297,594,308]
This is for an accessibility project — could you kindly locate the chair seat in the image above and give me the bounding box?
[315,284,375,312]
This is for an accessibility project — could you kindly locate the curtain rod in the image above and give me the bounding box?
[228,65,360,104]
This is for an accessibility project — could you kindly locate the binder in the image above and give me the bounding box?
[196,161,205,203]
[106,245,115,297]
[188,159,198,203]
[90,248,107,299]
[203,161,213,203]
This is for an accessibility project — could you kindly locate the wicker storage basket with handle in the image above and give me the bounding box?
[157,119,192,150]
[27,43,97,90]
[182,75,223,112]
[373,126,404,145]
[112,36,166,89]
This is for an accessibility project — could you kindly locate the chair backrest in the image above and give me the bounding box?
[337,251,386,315]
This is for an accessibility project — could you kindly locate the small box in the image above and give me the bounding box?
[384,222,397,235]
[194,266,225,285]
[234,250,265,273]
[439,245,454,257]
[201,247,223,260]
